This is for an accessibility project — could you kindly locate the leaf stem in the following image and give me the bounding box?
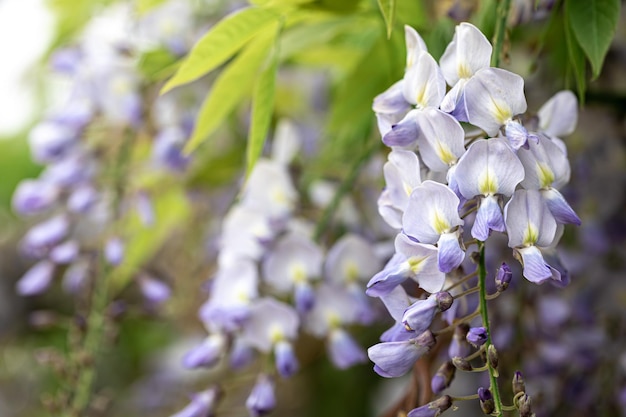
[313,139,380,243]
[491,0,512,67]
[477,241,503,416]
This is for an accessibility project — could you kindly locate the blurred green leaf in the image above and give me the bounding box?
[249,0,314,5]
[246,27,280,175]
[426,17,455,61]
[161,7,279,94]
[111,186,190,293]
[136,0,168,14]
[280,15,360,59]
[184,23,279,154]
[377,0,396,39]
[0,137,41,210]
[137,48,180,81]
[563,5,587,104]
[472,0,497,40]
[567,0,620,79]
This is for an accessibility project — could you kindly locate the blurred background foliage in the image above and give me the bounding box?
[0,0,625,416]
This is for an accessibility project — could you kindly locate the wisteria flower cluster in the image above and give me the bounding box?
[11,3,200,300]
[367,22,580,416]
[175,121,383,417]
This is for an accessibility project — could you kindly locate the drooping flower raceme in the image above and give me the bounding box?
[366,21,581,415]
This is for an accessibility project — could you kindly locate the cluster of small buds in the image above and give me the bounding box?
[11,0,207,301]
[366,21,580,415]
[177,120,383,417]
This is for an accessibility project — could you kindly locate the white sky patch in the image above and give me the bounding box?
[0,0,53,136]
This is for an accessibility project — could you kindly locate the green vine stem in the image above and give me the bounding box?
[477,241,503,416]
[313,139,380,243]
[62,130,137,417]
[491,0,512,67]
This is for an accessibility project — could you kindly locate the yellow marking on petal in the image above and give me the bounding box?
[290,263,307,283]
[490,97,512,124]
[435,140,457,165]
[416,87,427,109]
[235,289,250,303]
[478,168,498,195]
[327,311,341,329]
[403,181,413,197]
[111,76,133,96]
[522,222,539,246]
[407,256,426,274]
[537,162,555,189]
[457,62,472,79]
[271,188,288,205]
[344,261,360,283]
[269,325,285,344]
[432,211,451,234]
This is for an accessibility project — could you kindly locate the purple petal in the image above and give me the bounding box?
[274,341,299,378]
[368,331,435,378]
[246,375,276,417]
[382,113,419,147]
[437,232,465,273]
[182,334,225,369]
[472,195,505,241]
[12,180,59,215]
[517,246,552,284]
[16,261,55,295]
[327,328,367,369]
[541,188,581,225]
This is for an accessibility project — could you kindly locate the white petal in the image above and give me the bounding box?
[504,189,557,248]
[455,137,524,199]
[262,233,323,292]
[439,22,492,86]
[464,68,527,136]
[538,90,578,137]
[403,52,446,109]
[403,181,463,243]
[271,119,300,165]
[405,25,428,69]
[241,298,299,351]
[414,108,465,171]
[324,234,381,286]
[518,134,571,190]
[383,149,421,210]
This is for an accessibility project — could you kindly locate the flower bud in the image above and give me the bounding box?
[246,374,276,417]
[452,356,472,371]
[517,393,533,417]
[487,344,499,374]
[402,293,442,333]
[495,262,512,292]
[274,340,299,378]
[512,371,526,395]
[466,327,488,347]
[448,323,471,359]
[478,387,494,414]
[407,395,452,417]
[431,361,455,394]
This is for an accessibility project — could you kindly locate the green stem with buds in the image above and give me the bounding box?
[477,241,503,416]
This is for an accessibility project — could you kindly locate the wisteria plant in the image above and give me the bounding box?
[5,0,625,417]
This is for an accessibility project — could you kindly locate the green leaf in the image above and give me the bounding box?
[137,48,180,81]
[183,22,279,154]
[110,186,190,293]
[564,5,587,104]
[246,29,280,175]
[161,7,279,94]
[377,0,396,39]
[136,0,168,15]
[567,0,620,79]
